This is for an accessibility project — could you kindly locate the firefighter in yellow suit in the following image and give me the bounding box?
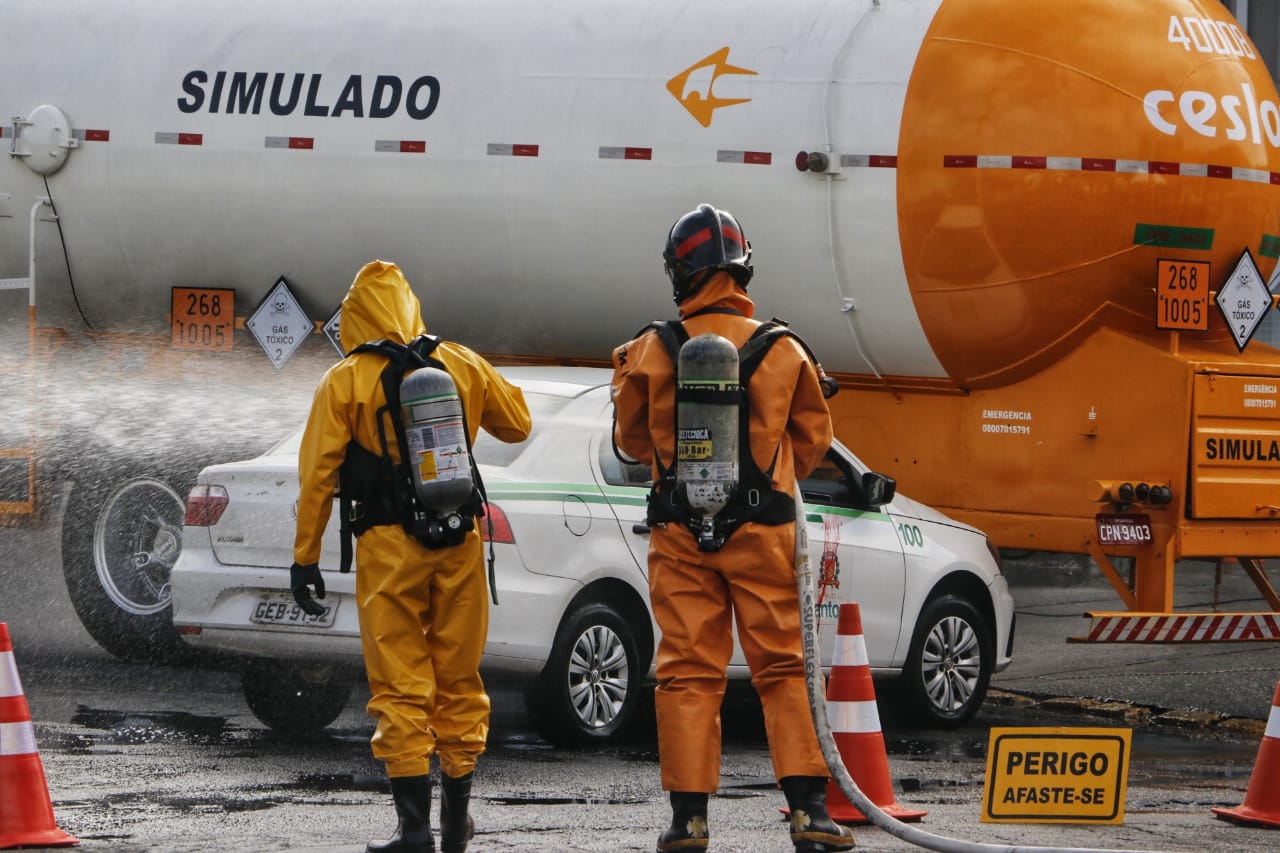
[291,260,531,853]
[611,206,855,853]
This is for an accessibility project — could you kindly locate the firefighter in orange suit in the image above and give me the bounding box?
[611,205,855,853]
[291,260,531,853]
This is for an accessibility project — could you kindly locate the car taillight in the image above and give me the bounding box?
[480,502,515,544]
[184,484,229,526]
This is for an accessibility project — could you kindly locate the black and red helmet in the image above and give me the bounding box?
[662,204,753,304]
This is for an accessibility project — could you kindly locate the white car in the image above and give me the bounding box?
[171,366,1014,744]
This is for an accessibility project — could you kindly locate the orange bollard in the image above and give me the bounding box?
[0,623,78,849]
[824,603,927,825]
[1213,678,1280,828]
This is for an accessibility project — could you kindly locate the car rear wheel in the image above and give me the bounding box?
[61,472,194,663]
[528,601,644,746]
[895,594,992,727]
[241,660,354,734]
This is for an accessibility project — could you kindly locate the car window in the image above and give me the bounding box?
[598,427,652,487]
[799,448,866,509]
[805,450,850,482]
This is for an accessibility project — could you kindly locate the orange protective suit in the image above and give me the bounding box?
[293,260,531,779]
[611,271,834,793]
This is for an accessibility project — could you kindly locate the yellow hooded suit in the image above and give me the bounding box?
[293,260,531,778]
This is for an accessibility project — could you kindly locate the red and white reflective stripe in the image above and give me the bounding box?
[0,635,36,757]
[0,720,37,757]
[0,655,21,699]
[1086,612,1280,642]
[1267,703,1280,740]
[598,146,652,160]
[2,127,107,141]
[717,149,771,165]
[488,143,539,157]
[827,699,882,734]
[840,154,898,168]
[833,633,869,667]
[375,140,426,153]
[944,153,1280,185]
[265,136,314,150]
[155,132,204,146]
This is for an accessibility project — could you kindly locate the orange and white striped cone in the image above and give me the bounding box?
[0,623,78,849]
[824,603,926,824]
[1213,678,1280,828]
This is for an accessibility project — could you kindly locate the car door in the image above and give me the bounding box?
[593,423,653,578]
[799,446,908,668]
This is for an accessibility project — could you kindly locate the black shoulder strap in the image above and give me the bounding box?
[627,319,690,367]
[737,320,792,386]
[738,318,839,398]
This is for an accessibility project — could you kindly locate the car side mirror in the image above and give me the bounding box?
[861,472,896,507]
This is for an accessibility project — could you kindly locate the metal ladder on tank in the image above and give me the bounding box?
[0,196,52,516]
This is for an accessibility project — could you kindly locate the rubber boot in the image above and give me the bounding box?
[439,771,475,853]
[656,791,710,852]
[780,776,856,852]
[368,775,434,853]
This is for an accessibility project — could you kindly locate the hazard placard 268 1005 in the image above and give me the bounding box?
[171,287,235,352]
[1156,259,1209,331]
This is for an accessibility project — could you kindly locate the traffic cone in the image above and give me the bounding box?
[1213,677,1280,828]
[0,623,78,849]
[823,603,926,824]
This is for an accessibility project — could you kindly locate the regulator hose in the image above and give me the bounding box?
[792,487,1177,853]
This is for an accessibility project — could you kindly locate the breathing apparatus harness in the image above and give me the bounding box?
[639,307,837,552]
[337,334,499,603]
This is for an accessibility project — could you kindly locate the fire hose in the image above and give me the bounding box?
[792,487,1179,853]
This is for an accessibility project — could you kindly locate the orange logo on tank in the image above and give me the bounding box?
[667,47,756,127]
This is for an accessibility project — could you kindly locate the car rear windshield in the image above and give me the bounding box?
[472,392,571,468]
[271,391,572,469]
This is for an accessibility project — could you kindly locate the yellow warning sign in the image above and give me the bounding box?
[982,727,1131,824]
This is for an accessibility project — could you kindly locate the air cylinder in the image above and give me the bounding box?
[399,367,474,514]
[676,333,740,549]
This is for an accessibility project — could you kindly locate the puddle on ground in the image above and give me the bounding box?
[887,733,988,761]
[277,772,390,794]
[66,706,231,746]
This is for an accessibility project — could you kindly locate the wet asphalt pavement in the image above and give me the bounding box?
[5,524,1280,850]
[11,646,1274,853]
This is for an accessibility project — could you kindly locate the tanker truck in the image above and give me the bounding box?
[3,0,1280,659]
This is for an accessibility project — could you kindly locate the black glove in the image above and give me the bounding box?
[290,562,326,617]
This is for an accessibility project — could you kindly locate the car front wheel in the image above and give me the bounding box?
[528,601,644,746]
[896,594,992,727]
